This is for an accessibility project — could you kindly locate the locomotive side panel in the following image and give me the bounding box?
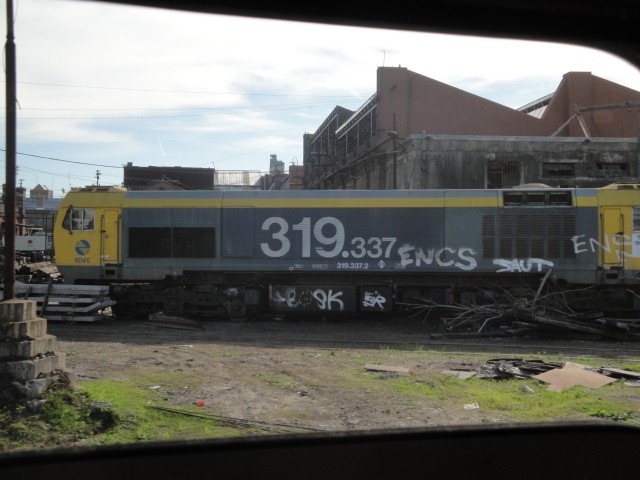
[118,207,221,280]
[217,206,507,275]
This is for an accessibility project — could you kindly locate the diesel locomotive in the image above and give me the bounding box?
[52,183,640,318]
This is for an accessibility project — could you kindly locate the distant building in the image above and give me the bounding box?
[30,184,53,208]
[288,165,304,190]
[123,163,215,190]
[25,196,59,240]
[214,170,262,190]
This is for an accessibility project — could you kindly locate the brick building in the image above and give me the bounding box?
[304,67,640,189]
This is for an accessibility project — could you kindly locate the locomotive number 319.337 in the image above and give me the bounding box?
[260,216,397,260]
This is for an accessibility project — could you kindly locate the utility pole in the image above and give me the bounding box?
[4,0,17,300]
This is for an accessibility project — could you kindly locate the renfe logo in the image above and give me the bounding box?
[75,239,91,256]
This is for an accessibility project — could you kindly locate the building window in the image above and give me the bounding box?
[542,162,575,177]
[487,160,521,188]
[596,162,628,177]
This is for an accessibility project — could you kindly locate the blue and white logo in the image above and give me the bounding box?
[75,239,91,256]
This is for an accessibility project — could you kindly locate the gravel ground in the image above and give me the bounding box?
[47,315,640,434]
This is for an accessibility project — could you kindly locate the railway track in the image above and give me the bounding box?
[46,315,640,358]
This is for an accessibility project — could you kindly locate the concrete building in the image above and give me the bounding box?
[304,67,640,189]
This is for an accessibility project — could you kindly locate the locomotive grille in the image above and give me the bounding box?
[482,215,495,258]
[530,216,545,257]
[129,227,216,258]
[499,215,513,258]
[562,215,576,259]
[483,212,577,260]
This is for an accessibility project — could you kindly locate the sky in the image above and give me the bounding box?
[1,0,640,197]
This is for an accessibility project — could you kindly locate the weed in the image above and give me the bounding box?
[0,387,114,452]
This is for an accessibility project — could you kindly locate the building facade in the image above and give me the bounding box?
[304,67,640,189]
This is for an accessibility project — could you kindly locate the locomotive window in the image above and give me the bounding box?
[525,192,546,205]
[548,191,572,205]
[634,207,640,231]
[503,191,572,207]
[62,207,95,232]
[503,192,524,206]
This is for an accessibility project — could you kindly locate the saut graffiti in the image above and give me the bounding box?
[492,258,554,273]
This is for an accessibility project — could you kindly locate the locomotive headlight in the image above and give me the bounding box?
[225,287,239,298]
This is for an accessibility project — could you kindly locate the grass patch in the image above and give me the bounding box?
[0,371,243,454]
[0,386,113,453]
[392,373,640,425]
[80,372,242,446]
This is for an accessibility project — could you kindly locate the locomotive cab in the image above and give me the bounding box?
[595,183,640,283]
[54,186,125,284]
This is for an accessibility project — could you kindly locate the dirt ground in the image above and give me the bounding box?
[46,316,638,434]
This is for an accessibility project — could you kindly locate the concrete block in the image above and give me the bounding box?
[0,334,58,359]
[0,300,38,322]
[11,372,76,400]
[0,318,47,340]
[12,377,52,400]
[0,353,66,381]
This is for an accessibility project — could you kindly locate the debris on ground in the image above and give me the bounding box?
[404,285,640,341]
[145,312,204,331]
[364,364,411,374]
[468,358,640,392]
[533,362,617,391]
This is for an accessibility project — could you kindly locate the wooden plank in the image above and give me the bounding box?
[601,367,640,379]
[364,364,411,374]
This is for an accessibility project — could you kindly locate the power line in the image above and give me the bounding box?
[0,148,123,168]
[14,102,361,120]
[10,80,362,99]
[10,100,353,113]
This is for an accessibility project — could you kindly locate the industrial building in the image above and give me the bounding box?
[303,67,640,189]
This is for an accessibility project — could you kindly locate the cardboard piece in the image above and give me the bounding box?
[533,362,617,392]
